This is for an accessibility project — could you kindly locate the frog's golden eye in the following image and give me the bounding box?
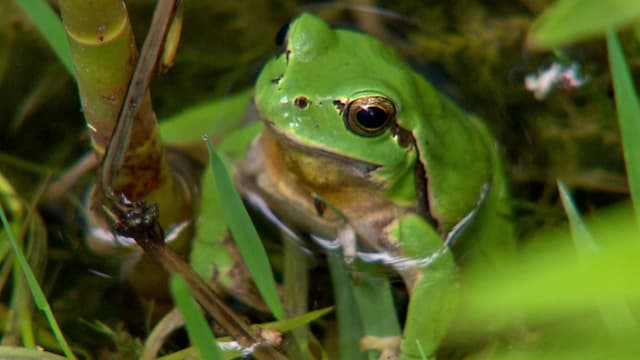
[344,96,396,137]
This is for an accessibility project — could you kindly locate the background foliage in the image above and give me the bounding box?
[1,0,640,358]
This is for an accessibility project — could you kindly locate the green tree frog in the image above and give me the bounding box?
[235,13,514,359]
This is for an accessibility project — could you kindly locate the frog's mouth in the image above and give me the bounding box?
[262,120,386,187]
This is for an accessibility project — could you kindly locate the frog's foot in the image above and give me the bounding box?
[385,214,458,359]
[360,335,402,360]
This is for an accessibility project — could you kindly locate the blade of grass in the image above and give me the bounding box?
[0,346,68,359]
[13,262,36,348]
[606,31,640,228]
[0,207,76,359]
[255,307,334,332]
[558,181,639,338]
[205,139,284,319]
[557,181,597,255]
[130,229,285,359]
[153,307,333,360]
[15,0,75,77]
[327,250,368,360]
[170,274,223,360]
[351,261,401,360]
[528,0,640,49]
[282,235,311,359]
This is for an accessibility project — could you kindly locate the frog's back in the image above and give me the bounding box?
[408,70,515,265]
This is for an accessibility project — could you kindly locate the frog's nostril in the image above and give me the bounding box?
[271,74,283,85]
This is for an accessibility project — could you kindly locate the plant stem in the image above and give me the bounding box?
[59,0,194,298]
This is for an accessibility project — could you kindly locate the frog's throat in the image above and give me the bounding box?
[263,120,382,176]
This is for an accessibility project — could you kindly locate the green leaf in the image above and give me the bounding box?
[463,214,640,326]
[15,0,75,77]
[170,274,223,360]
[160,89,253,146]
[326,251,368,360]
[606,31,640,227]
[205,140,285,319]
[0,346,68,359]
[529,0,640,48]
[190,167,233,281]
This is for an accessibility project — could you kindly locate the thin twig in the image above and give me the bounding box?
[134,235,285,359]
[98,0,177,202]
[95,1,284,358]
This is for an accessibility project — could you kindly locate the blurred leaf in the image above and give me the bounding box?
[15,0,75,77]
[0,346,68,359]
[170,274,223,360]
[607,31,640,226]
[529,0,640,48]
[558,181,596,255]
[558,181,638,337]
[205,140,285,319]
[11,65,68,131]
[0,171,22,217]
[463,213,640,328]
[160,89,253,145]
[190,167,233,281]
[486,342,640,360]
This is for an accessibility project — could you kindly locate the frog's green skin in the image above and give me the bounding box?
[236,13,514,359]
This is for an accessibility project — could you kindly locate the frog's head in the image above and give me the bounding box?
[255,13,422,204]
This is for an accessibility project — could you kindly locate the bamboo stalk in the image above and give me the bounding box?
[59,0,194,298]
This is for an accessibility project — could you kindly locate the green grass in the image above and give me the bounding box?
[0,203,75,359]
[606,31,640,226]
[169,274,223,360]
[8,0,640,358]
[205,139,285,319]
[0,346,68,359]
[326,250,368,360]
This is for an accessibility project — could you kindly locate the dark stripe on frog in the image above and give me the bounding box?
[392,124,438,229]
[271,74,283,84]
[333,99,346,113]
[313,196,327,216]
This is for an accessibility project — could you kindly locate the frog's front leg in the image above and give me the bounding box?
[386,214,459,359]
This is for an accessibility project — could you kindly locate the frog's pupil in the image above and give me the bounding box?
[357,106,387,129]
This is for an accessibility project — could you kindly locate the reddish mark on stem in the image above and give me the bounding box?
[101,95,119,104]
[97,25,106,43]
